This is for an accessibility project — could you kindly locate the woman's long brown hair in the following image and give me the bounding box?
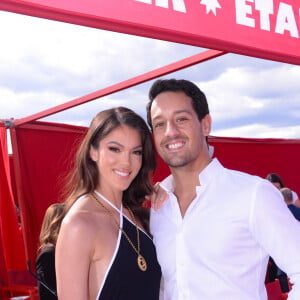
[64,107,157,232]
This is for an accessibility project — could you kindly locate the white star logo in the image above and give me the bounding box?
[200,0,221,16]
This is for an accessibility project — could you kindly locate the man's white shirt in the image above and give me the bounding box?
[150,158,300,300]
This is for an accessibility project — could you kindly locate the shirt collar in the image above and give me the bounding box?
[198,158,223,187]
[160,158,223,192]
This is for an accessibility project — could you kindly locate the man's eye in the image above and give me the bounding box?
[177,117,188,123]
[108,146,120,152]
[154,122,164,128]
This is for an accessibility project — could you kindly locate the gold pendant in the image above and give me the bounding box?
[137,255,147,271]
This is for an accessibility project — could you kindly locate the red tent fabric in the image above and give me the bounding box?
[0,126,10,286]
[0,230,8,287]
[6,121,300,272]
[209,136,300,195]
[9,121,87,270]
[0,126,26,284]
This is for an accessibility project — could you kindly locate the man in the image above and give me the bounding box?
[281,187,300,221]
[268,187,300,294]
[146,79,300,300]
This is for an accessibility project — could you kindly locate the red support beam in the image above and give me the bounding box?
[9,128,30,262]
[13,49,226,126]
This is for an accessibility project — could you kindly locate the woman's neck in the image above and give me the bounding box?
[94,188,123,210]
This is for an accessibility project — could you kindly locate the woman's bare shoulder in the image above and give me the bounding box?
[61,195,109,241]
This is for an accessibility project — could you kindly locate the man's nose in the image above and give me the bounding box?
[165,121,180,137]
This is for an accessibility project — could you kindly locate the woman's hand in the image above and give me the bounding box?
[146,182,169,211]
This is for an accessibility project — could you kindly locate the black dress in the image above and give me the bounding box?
[98,216,161,300]
[35,246,58,300]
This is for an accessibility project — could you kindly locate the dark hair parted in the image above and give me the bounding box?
[146,78,210,130]
[266,173,285,188]
[65,107,157,231]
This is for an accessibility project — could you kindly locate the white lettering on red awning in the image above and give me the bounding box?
[236,0,299,38]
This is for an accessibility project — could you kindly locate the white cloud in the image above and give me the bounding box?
[0,87,69,119]
[212,124,300,139]
[1,10,300,140]
[199,64,300,124]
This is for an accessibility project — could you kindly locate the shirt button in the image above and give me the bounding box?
[177,231,183,239]
[180,293,187,299]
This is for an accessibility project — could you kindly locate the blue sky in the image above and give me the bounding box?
[1,10,300,139]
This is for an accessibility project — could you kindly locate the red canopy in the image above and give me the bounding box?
[1,0,299,64]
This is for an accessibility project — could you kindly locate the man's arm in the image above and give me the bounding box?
[250,181,300,299]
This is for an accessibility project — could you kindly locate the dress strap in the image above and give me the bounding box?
[94,190,123,214]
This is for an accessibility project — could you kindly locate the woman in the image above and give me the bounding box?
[266,173,285,189]
[36,202,65,300]
[56,107,161,300]
[266,173,299,206]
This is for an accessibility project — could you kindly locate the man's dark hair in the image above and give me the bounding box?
[146,78,209,130]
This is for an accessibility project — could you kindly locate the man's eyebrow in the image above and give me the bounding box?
[174,110,193,116]
[152,115,163,122]
[152,109,193,121]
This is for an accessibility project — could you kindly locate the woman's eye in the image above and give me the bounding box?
[133,150,143,156]
[108,146,120,152]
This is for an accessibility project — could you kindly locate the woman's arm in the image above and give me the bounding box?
[146,183,169,211]
[56,212,93,300]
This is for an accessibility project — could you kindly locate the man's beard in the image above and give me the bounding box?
[162,152,193,168]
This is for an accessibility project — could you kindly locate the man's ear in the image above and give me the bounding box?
[202,114,212,136]
[89,145,98,162]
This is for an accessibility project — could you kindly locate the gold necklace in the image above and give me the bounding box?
[90,192,147,272]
